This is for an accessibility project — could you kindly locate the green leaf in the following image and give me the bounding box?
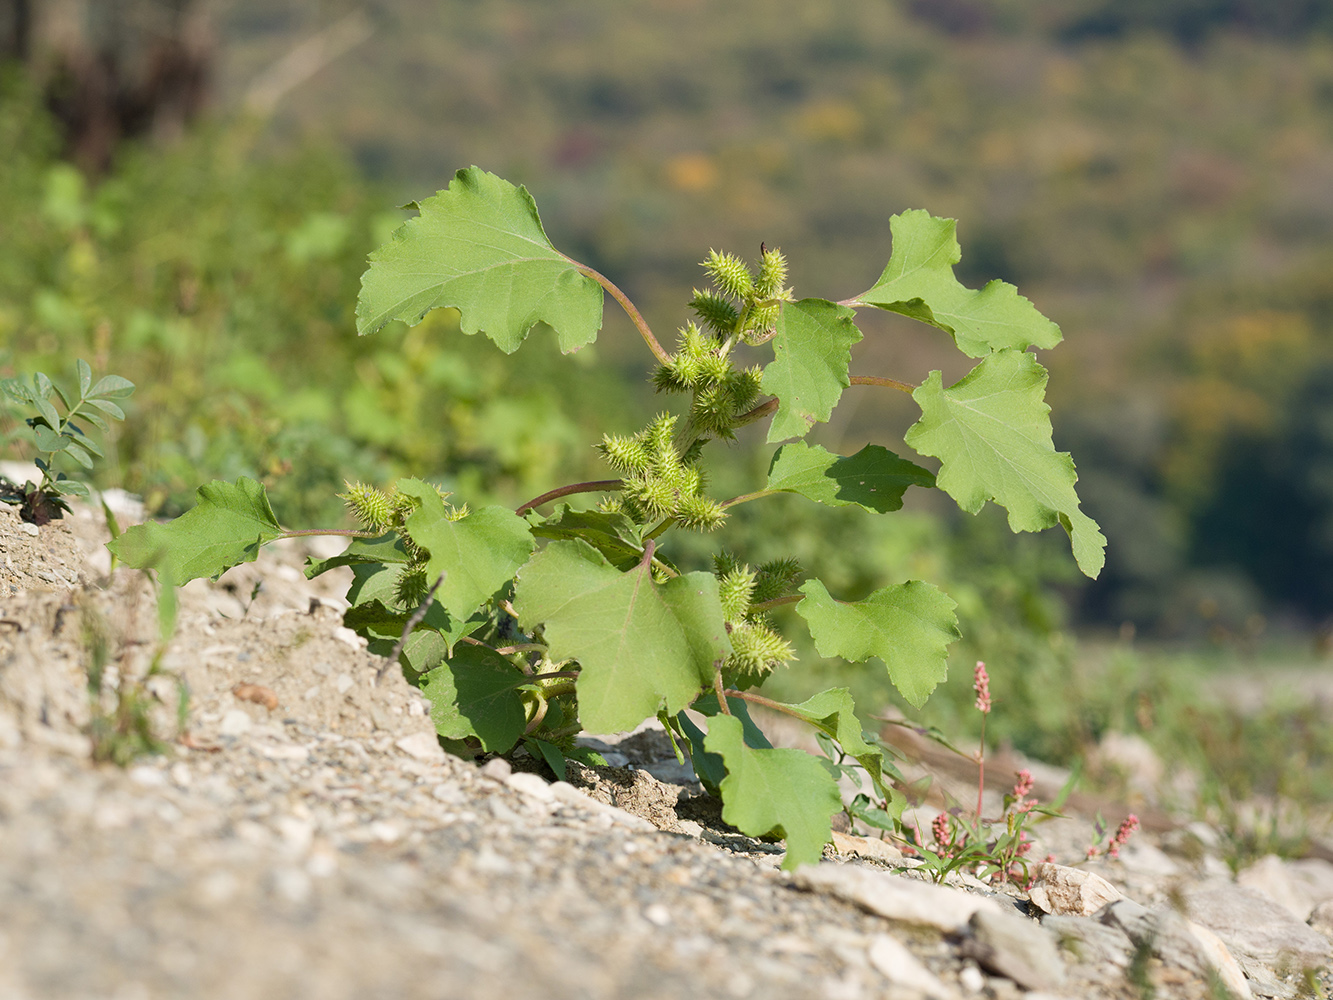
[704,713,842,870]
[765,442,935,513]
[64,442,92,469]
[76,359,91,397]
[528,738,569,781]
[904,349,1106,578]
[69,427,102,457]
[855,211,1062,358]
[86,398,125,421]
[88,374,135,399]
[32,395,59,431]
[678,694,773,795]
[107,478,283,583]
[529,504,646,570]
[356,166,603,353]
[368,629,448,681]
[420,643,528,753]
[342,595,482,647]
[778,688,899,800]
[31,425,71,452]
[304,533,412,578]
[53,479,89,498]
[513,539,729,734]
[796,578,960,709]
[1,377,32,404]
[761,298,862,442]
[397,480,536,622]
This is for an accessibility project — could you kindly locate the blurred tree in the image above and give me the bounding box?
[2,0,212,172]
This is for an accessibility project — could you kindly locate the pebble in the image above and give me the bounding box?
[962,908,1066,991]
[866,932,952,998]
[1027,862,1121,917]
[794,863,1003,932]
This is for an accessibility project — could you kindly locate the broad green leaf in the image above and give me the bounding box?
[796,578,960,709]
[856,211,1062,357]
[778,688,899,801]
[53,479,89,498]
[32,394,59,431]
[32,425,71,452]
[108,478,283,583]
[69,428,102,457]
[64,442,92,469]
[762,298,862,442]
[678,694,773,795]
[904,349,1106,577]
[704,713,843,870]
[765,442,935,513]
[421,644,528,753]
[76,359,91,396]
[345,562,401,607]
[513,539,729,733]
[86,398,125,420]
[529,504,646,570]
[304,533,412,579]
[341,597,483,654]
[397,479,536,622]
[88,374,134,398]
[367,629,448,681]
[356,166,603,353]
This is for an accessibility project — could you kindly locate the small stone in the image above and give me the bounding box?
[335,674,354,694]
[959,965,986,993]
[1027,862,1122,917]
[866,933,951,998]
[644,903,672,927]
[332,627,365,648]
[506,771,554,802]
[831,831,904,865]
[961,907,1066,991]
[128,765,167,787]
[480,757,512,781]
[272,866,312,905]
[367,821,401,843]
[18,522,38,537]
[218,709,251,736]
[169,763,191,787]
[395,731,443,762]
[793,863,1004,933]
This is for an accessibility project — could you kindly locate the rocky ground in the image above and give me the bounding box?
[1,497,1331,1000]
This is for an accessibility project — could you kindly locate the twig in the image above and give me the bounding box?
[569,260,671,364]
[379,573,444,685]
[516,479,623,516]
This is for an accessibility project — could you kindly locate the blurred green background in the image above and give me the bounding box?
[3,0,1332,840]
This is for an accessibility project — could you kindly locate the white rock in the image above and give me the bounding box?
[644,903,672,927]
[332,627,366,648]
[831,831,903,865]
[547,781,655,832]
[959,965,986,993]
[395,731,444,762]
[506,771,554,802]
[335,673,354,694]
[1238,854,1317,921]
[1027,862,1122,917]
[480,757,512,781]
[866,933,952,998]
[1185,920,1253,1000]
[218,709,251,736]
[128,765,167,787]
[793,863,1003,932]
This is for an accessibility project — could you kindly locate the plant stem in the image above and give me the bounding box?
[734,398,778,428]
[849,374,915,394]
[713,667,731,715]
[528,670,578,682]
[515,479,623,515]
[976,713,987,823]
[721,489,774,509]
[749,594,803,614]
[569,260,671,365]
[280,527,382,539]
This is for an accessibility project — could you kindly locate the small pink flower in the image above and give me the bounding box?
[1043,853,1057,864]
[973,661,992,714]
[1108,814,1140,859]
[1012,769,1033,799]
[1017,833,1033,857]
[932,812,952,849]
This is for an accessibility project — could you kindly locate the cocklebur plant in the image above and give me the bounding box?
[109,167,1104,868]
[1,360,135,524]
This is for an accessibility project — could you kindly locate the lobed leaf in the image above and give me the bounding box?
[304,533,413,579]
[778,688,900,801]
[513,539,729,734]
[761,298,862,442]
[904,349,1106,577]
[397,479,536,622]
[765,442,934,513]
[704,713,843,870]
[356,166,603,353]
[108,478,283,583]
[855,210,1062,357]
[420,643,528,753]
[796,578,960,709]
[528,505,646,571]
